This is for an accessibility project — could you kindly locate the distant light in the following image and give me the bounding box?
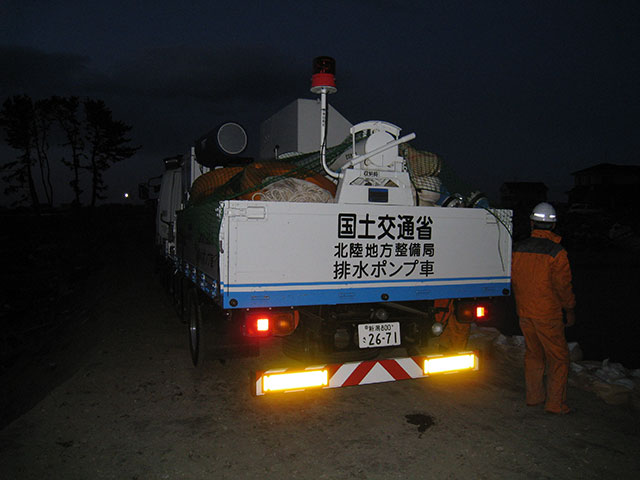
[124,192,129,199]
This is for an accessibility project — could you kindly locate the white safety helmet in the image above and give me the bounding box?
[530,202,557,223]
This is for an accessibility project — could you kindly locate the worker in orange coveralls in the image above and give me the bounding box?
[511,202,576,415]
[434,298,471,351]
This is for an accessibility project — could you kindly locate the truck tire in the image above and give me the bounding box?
[187,287,203,366]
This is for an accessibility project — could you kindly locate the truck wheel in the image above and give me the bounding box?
[187,288,203,366]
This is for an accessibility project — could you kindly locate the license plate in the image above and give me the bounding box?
[357,322,401,348]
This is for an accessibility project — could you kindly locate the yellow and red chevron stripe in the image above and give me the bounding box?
[254,352,479,395]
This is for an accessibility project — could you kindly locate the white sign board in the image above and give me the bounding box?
[216,201,511,309]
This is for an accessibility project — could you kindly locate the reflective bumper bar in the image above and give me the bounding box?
[254,352,479,395]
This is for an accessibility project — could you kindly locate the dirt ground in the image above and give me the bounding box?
[1,216,640,479]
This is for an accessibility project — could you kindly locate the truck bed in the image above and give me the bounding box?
[180,200,512,309]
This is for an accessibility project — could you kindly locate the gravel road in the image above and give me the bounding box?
[1,225,639,480]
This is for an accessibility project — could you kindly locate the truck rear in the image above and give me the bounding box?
[156,57,513,395]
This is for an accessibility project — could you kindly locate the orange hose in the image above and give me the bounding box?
[191,162,336,201]
[190,167,243,202]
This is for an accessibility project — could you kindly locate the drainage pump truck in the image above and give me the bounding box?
[154,57,513,396]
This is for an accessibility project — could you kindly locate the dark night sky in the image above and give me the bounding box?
[1,0,638,204]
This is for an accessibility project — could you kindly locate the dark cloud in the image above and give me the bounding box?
[112,46,307,104]
[1,44,308,111]
[101,46,317,159]
[0,45,103,97]
[0,44,315,163]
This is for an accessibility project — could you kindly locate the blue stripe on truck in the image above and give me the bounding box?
[220,279,510,308]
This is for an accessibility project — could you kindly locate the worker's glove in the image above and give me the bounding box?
[564,309,576,327]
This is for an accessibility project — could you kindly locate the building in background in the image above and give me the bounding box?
[500,182,548,211]
[568,163,640,213]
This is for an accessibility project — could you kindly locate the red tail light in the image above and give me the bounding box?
[244,313,272,337]
[243,310,299,337]
[455,300,490,323]
[256,317,270,332]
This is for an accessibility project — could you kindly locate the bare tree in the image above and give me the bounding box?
[53,96,84,206]
[0,95,40,210]
[32,98,55,206]
[83,99,140,208]
[2,95,140,209]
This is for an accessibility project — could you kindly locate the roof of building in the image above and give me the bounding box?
[571,163,640,176]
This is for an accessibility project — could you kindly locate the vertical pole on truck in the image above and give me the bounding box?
[310,56,339,179]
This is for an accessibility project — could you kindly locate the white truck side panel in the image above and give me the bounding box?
[217,200,511,309]
[156,169,182,249]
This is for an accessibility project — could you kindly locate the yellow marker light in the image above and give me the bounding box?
[424,353,477,375]
[476,306,486,318]
[256,318,270,332]
[262,369,329,392]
